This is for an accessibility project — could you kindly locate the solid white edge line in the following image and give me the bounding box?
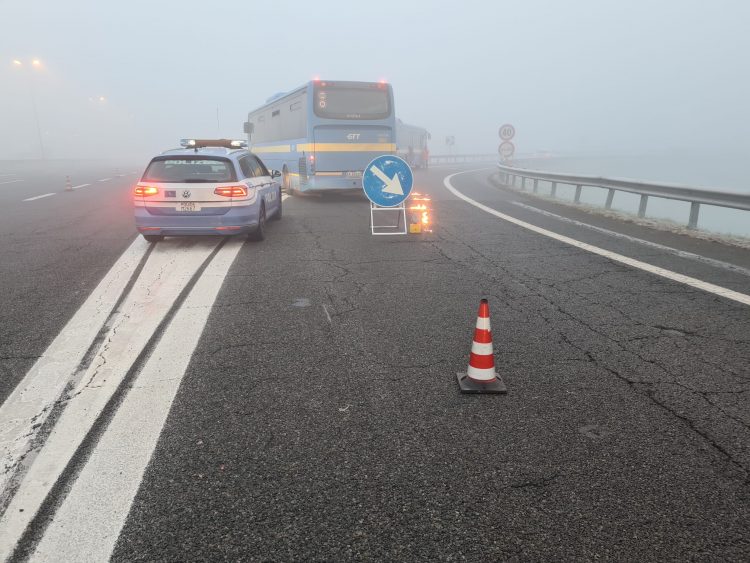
[444,170,750,307]
[97,178,111,182]
[512,201,750,278]
[22,193,56,202]
[0,179,24,185]
[71,183,91,190]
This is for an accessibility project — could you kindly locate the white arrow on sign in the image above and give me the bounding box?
[370,165,403,195]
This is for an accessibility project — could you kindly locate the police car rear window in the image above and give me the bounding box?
[142,158,236,183]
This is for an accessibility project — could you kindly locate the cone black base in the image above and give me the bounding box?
[457,372,507,394]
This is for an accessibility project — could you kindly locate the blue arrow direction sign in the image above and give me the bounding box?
[362,155,413,207]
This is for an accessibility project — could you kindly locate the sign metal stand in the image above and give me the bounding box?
[370,202,407,235]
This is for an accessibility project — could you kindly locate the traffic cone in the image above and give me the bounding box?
[65,176,72,191]
[457,298,507,394]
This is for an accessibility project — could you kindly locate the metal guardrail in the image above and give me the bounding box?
[429,154,497,164]
[496,162,750,230]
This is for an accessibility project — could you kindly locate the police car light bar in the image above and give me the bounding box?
[179,139,247,149]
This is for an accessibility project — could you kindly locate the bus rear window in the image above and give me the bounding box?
[313,85,391,120]
[142,158,236,183]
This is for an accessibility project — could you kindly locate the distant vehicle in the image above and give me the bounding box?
[133,139,282,242]
[244,80,396,195]
[396,119,431,168]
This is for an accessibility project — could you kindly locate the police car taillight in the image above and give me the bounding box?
[214,185,248,197]
[134,185,158,196]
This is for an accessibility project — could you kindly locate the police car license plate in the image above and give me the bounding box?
[179,202,198,212]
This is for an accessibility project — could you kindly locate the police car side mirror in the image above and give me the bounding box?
[270,169,281,179]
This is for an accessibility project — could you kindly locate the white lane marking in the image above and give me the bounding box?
[0,238,148,498]
[31,239,244,562]
[444,170,750,307]
[97,178,111,182]
[0,179,24,185]
[322,303,332,324]
[22,193,56,202]
[0,240,220,558]
[71,183,91,190]
[512,201,750,278]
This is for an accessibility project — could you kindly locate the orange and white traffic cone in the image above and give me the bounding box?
[457,298,507,394]
[65,176,72,191]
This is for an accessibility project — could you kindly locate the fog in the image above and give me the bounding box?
[2,0,749,166]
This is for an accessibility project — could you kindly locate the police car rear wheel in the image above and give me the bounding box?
[249,205,266,241]
[143,234,164,243]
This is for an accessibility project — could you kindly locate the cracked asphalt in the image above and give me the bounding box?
[96,166,750,560]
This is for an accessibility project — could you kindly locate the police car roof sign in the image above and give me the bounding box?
[362,155,413,207]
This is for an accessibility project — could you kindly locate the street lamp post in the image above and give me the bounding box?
[12,59,45,160]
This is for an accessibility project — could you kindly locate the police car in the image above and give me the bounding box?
[134,139,282,242]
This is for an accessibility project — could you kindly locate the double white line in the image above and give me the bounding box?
[0,236,244,561]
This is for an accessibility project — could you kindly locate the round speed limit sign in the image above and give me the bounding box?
[499,124,515,141]
[498,141,515,159]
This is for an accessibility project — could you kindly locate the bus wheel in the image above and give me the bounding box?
[283,167,295,196]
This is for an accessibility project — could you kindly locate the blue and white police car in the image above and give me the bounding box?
[134,139,282,242]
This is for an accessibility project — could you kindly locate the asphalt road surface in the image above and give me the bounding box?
[1,161,749,561]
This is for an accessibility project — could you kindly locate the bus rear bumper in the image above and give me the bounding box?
[300,175,364,193]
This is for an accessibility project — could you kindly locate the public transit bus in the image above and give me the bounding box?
[396,119,431,168]
[244,80,396,195]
